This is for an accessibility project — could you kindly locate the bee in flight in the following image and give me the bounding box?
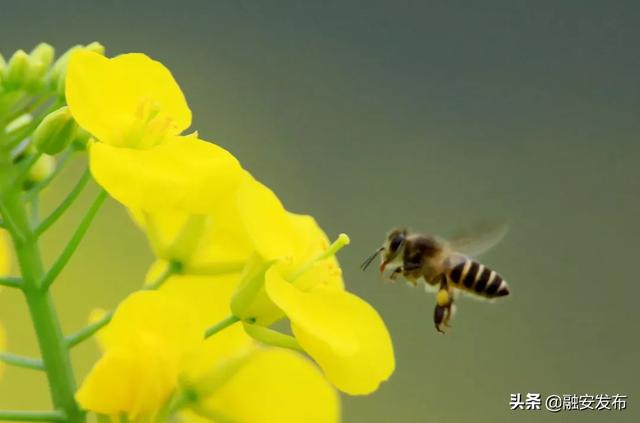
[361,223,510,333]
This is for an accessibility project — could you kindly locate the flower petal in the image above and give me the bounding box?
[0,229,10,277]
[66,51,191,146]
[89,135,244,214]
[265,269,395,395]
[237,175,296,261]
[76,334,179,420]
[193,348,339,423]
[157,273,256,381]
[99,291,201,360]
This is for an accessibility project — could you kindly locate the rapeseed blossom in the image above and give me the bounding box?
[230,176,395,394]
[65,51,244,213]
[78,277,339,422]
[131,172,395,394]
[0,43,396,422]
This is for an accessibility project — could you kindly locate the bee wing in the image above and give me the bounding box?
[446,221,509,258]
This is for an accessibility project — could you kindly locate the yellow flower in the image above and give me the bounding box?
[76,290,202,420]
[183,348,340,423]
[66,51,190,149]
[129,172,255,271]
[79,275,340,422]
[230,176,395,395]
[65,51,244,213]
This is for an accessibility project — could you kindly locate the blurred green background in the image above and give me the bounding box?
[1,1,639,422]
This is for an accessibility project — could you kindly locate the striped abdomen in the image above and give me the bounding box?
[447,259,509,298]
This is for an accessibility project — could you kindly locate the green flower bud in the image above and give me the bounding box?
[30,43,55,70]
[32,106,78,154]
[0,53,6,86]
[25,154,55,188]
[72,127,91,151]
[4,50,30,89]
[50,42,105,97]
[84,41,105,55]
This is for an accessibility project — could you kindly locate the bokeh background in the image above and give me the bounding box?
[1,1,639,422]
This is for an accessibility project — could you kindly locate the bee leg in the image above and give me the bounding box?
[443,302,455,328]
[436,275,455,329]
[434,304,447,333]
[388,266,402,282]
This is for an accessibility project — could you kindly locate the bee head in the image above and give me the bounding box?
[379,228,407,273]
[385,228,407,255]
[360,228,408,273]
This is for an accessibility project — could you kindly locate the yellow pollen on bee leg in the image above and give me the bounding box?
[436,289,450,306]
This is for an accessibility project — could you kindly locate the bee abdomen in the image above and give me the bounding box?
[447,259,509,298]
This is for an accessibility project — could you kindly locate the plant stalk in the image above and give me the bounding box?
[0,189,85,423]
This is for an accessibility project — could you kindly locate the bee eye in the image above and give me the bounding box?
[389,235,404,252]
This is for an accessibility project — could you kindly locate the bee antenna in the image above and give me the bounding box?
[360,247,384,271]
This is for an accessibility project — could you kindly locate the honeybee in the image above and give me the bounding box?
[361,223,510,333]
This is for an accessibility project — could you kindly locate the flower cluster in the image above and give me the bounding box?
[0,43,394,422]
[62,50,395,421]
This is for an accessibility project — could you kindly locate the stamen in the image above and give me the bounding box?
[289,233,350,281]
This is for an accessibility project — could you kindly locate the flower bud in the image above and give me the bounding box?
[30,43,55,70]
[84,41,105,55]
[50,42,105,97]
[0,53,6,86]
[3,50,30,89]
[72,127,91,151]
[32,106,78,154]
[25,154,55,187]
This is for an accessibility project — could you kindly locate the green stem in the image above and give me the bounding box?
[66,312,112,349]
[41,189,106,291]
[204,315,240,339]
[0,410,67,422]
[0,352,45,371]
[0,190,85,423]
[0,277,22,288]
[35,169,91,237]
[242,324,304,352]
[0,200,24,243]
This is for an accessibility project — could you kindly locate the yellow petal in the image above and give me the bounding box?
[288,212,330,262]
[76,334,179,420]
[66,51,190,147]
[0,229,10,277]
[265,269,395,395]
[89,135,244,214]
[99,291,201,360]
[157,273,255,381]
[293,258,344,292]
[193,348,339,423]
[131,200,253,268]
[237,175,296,261]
